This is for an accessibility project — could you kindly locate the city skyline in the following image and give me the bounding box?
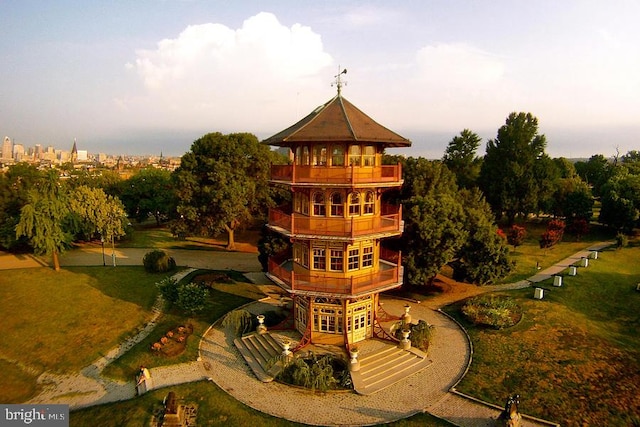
[2,1,639,159]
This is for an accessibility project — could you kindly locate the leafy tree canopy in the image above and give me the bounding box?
[442,129,482,188]
[479,112,548,223]
[173,132,272,249]
[120,167,176,225]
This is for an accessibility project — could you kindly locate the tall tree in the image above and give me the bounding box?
[0,163,45,250]
[68,185,128,244]
[15,170,71,270]
[120,167,176,225]
[574,154,612,198]
[403,193,468,286]
[442,129,482,188]
[452,189,513,285]
[173,132,272,249]
[599,172,640,232]
[479,112,548,223]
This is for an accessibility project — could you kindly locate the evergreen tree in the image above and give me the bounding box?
[479,112,548,223]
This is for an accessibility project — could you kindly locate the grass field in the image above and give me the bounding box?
[444,244,640,426]
[0,266,162,403]
[497,219,615,283]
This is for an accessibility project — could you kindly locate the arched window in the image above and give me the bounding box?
[363,145,375,166]
[330,192,343,217]
[349,192,360,216]
[364,191,375,215]
[313,192,326,216]
[348,145,361,166]
[313,145,327,166]
[331,145,345,166]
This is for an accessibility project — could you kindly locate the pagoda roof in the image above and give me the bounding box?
[262,94,411,148]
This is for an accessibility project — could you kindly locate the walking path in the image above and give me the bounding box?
[1,241,613,425]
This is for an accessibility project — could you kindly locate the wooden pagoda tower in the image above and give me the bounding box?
[263,76,411,349]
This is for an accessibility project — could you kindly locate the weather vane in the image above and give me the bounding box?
[332,66,347,94]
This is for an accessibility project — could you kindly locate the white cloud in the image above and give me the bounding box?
[121,12,333,131]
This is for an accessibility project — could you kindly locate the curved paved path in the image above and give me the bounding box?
[199,297,469,426]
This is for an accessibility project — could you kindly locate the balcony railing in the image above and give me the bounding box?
[267,250,403,296]
[270,164,402,185]
[268,205,402,238]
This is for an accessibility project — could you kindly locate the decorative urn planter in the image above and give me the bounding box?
[401,304,412,326]
[256,314,267,334]
[348,346,360,372]
[281,339,292,357]
[399,328,412,350]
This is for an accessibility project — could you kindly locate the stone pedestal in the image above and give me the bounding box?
[534,288,544,300]
[568,266,577,276]
[580,257,589,268]
[553,275,562,287]
[590,251,598,260]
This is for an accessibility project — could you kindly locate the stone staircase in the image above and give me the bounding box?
[351,344,431,395]
[234,332,287,382]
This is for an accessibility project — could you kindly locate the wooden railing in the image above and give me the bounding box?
[268,206,402,237]
[270,164,402,185]
[267,251,402,295]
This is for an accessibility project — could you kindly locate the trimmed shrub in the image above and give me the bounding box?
[143,249,176,273]
[222,309,254,336]
[462,295,521,329]
[156,277,179,303]
[176,282,208,315]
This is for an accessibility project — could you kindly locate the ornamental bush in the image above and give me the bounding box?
[143,249,176,273]
[462,295,521,329]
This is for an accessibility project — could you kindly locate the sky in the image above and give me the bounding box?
[1,0,639,159]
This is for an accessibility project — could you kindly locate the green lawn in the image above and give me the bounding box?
[498,220,614,283]
[444,244,640,426]
[0,266,161,402]
[102,270,260,381]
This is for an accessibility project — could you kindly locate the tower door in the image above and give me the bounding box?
[350,304,369,343]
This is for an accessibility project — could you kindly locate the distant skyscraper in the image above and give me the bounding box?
[13,144,24,161]
[2,136,12,160]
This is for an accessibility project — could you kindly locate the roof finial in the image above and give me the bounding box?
[332,66,347,95]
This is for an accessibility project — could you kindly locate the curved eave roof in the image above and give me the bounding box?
[262,94,411,148]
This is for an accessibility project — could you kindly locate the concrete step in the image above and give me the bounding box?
[234,332,285,382]
[352,343,431,395]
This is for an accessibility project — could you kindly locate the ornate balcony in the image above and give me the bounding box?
[267,248,403,297]
[268,205,403,239]
[270,164,402,186]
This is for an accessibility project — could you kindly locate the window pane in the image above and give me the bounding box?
[313,145,327,166]
[313,248,326,270]
[362,246,373,268]
[349,145,361,166]
[313,192,326,216]
[349,192,360,216]
[363,145,375,166]
[330,249,343,271]
[364,191,375,214]
[348,248,359,270]
[330,192,343,216]
[331,145,344,166]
